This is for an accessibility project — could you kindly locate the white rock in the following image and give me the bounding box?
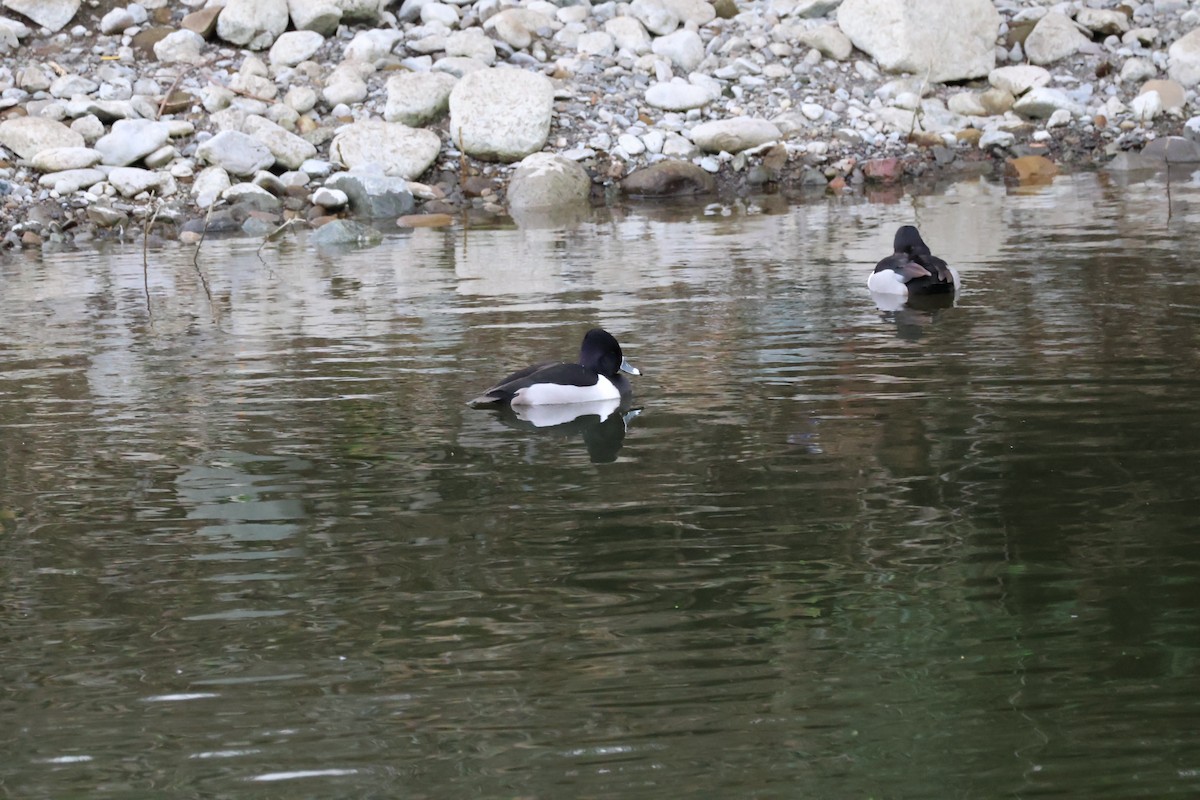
[312,186,348,208]
[70,114,105,142]
[269,30,325,66]
[630,0,678,36]
[1075,8,1129,36]
[1130,90,1162,121]
[1120,57,1157,84]
[506,152,591,211]
[652,29,704,72]
[578,31,615,57]
[1012,86,1083,119]
[988,65,1051,96]
[661,0,714,26]
[217,0,289,50]
[395,0,431,23]
[344,28,404,62]
[323,64,370,106]
[30,146,101,172]
[837,0,999,82]
[1,0,80,32]
[643,130,665,153]
[978,128,1015,148]
[222,183,278,205]
[109,166,164,197]
[801,102,824,120]
[605,17,650,54]
[483,8,557,50]
[285,86,319,114]
[94,119,172,166]
[794,0,843,16]
[645,79,716,111]
[243,115,318,169]
[448,67,554,162]
[196,130,275,176]
[445,29,496,64]
[154,29,206,64]
[1047,108,1072,128]
[796,25,852,60]
[49,74,97,98]
[384,71,457,126]
[0,116,84,159]
[328,119,442,179]
[421,2,459,27]
[38,168,105,193]
[948,91,987,116]
[144,146,177,169]
[618,133,646,154]
[287,0,342,34]
[1168,29,1200,87]
[1024,12,1090,66]
[193,165,232,208]
[100,7,134,34]
[690,117,783,153]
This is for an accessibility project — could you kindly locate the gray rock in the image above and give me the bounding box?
[1142,136,1200,162]
[288,0,342,34]
[621,160,716,196]
[310,219,383,247]
[506,152,591,211]
[432,56,488,78]
[38,167,105,193]
[0,116,84,159]
[94,119,173,166]
[1104,152,1163,172]
[651,29,704,72]
[978,128,1015,149]
[329,120,441,179]
[1120,57,1157,84]
[196,130,275,176]
[384,71,457,126]
[690,117,783,153]
[86,204,128,227]
[837,0,999,82]
[109,166,165,197]
[1024,12,1090,66]
[577,31,615,57]
[326,170,415,218]
[154,29,206,64]
[2,0,80,32]
[49,74,98,98]
[1075,8,1129,37]
[217,0,289,49]
[1168,29,1200,87]
[243,114,318,169]
[30,146,101,172]
[794,0,843,16]
[222,182,281,207]
[448,68,554,162]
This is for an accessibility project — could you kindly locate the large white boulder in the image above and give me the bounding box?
[448,68,554,162]
[836,0,1000,83]
[328,120,441,180]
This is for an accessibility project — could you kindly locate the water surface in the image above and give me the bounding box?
[3,171,1200,798]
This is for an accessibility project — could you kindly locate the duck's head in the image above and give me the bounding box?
[894,225,930,256]
[579,328,640,378]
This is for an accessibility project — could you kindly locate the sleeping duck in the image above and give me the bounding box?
[867,225,960,297]
[470,328,640,407]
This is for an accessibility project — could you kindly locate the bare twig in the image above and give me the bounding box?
[191,202,215,305]
[142,197,160,319]
[256,217,309,266]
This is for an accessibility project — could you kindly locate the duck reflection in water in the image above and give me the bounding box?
[493,399,642,463]
[872,290,957,341]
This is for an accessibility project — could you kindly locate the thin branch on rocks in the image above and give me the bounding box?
[157,59,218,120]
[209,77,278,105]
[191,202,215,306]
[256,217,309,267]
[142,196,160,320]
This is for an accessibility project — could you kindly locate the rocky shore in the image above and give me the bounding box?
[1,0,1199,249]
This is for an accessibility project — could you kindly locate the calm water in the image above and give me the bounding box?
[3,171,1200,798]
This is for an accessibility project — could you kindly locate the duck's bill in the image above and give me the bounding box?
[619,357,641,376]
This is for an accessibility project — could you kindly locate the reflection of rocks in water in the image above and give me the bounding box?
[494,400,640,463]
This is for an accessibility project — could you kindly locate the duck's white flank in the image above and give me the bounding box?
[510,375,621,406]
[866,269,910,294]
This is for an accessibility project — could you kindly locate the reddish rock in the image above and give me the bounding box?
[862,157,902,182]
[182,7,222,38]
[827,175,847,192]
[397,213,455,227]
[1005,155,1059,183]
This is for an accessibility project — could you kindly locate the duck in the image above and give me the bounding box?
[469,328,640,407]
[867,225,960,297]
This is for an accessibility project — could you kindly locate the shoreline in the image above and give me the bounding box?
[0,0,1197,250]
